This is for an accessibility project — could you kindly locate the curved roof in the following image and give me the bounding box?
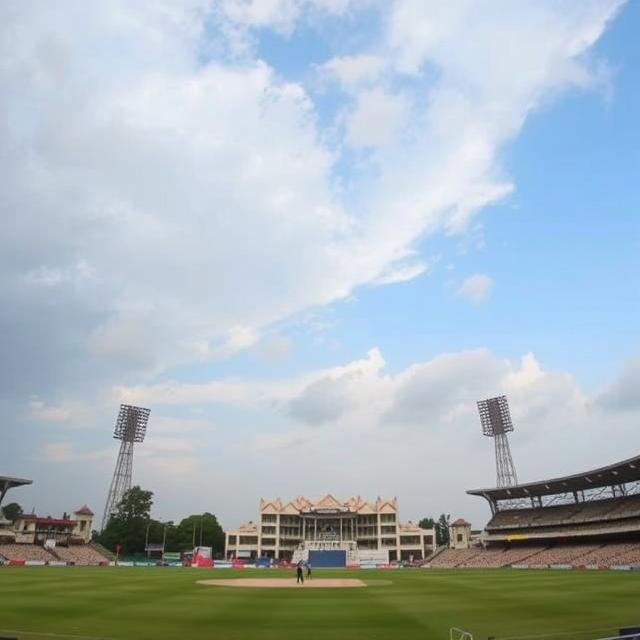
[0,476,33,504]
[0,476,32,489]
[467,453,640,501]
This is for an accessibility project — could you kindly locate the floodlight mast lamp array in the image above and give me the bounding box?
[477,395,518,488]
[101,404,151,531]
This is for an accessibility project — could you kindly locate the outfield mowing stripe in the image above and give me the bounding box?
[498,627,617,639]
[0,630,116,640]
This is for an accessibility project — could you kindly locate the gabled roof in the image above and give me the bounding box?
[74,505,94,516]
[376,497,398,513]
[292,496,313,510]
[280,502,300,515]
[315,494,343,509]
[356,502,376,514]
[451,518,471,527]
[258,494,400,514]
[344,496,363,509]
[260,499,282,513]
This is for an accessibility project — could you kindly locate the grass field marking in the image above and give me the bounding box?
[497,626,617,639]
[196,577,367,588]
[0,629,117,640]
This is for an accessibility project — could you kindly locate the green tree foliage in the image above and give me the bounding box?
[418,517,436,530]
[435,513,451,547]
[98,486,153,555]
[172,513,225,554]
[95,486,226,557]
[1,502,22,522]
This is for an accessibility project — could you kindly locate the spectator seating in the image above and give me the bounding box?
[487,495,640,532]
[425,542,640,568]
[605,544,640,565]
[572,542,637,566]
[53,545,109,565]
[461,546,547,568]
[428,548,482,567]
[0,543,56,562]
[525,544,602,566]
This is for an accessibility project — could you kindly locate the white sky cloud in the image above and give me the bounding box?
[1,0,630,529]
[98,347,636,527]
[458,273,493,303]
[321,54,386,89]
[0,1,621,391]
[345,87,410,148]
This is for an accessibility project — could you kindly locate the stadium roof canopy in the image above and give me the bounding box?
[0,475,33,506]
[467,454,640,502]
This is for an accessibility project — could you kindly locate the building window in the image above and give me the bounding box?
[262,514,277,524]
[425,535,433,545]
[228,536,237,545]
[239,536,258,545]
[457,534,463,542]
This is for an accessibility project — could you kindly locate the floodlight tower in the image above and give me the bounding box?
[477,395,518,488]
[101,404,150,530]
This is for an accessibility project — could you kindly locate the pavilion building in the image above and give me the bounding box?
[225,494,436,563]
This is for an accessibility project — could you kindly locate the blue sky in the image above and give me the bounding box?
[1,0,638,529]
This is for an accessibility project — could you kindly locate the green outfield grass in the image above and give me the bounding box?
[1,567,639,640]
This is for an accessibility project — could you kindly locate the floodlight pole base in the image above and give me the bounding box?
[494,432,518,488]
[101,439,134,531]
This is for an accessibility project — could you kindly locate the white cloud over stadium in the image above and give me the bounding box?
[1,0,633,528]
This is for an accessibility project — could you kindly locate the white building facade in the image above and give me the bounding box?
[225,494,436,562]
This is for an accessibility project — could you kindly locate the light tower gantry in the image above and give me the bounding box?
[101,404,150,530]
[477,395,518,488]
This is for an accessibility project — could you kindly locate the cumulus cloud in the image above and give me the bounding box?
[458,273,493,303]
[0,1,622,404]
[372,258,430,286]
[321,54,386,89]
[288,377,354,424]
[597,357,640,412]
[1,0,629,526]
[37,443,113,464]
[104,346,637,527]
[345,88,410,148]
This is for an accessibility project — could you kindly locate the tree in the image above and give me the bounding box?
[97,486,154,555]
[172,513,225,555]
[1,502,22,522]
[435,513,451,547]
[419,516,436,530]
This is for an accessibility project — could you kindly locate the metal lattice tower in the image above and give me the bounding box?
[477,395,518,487]
[101,404,150,531]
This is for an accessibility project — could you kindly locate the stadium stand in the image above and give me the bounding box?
[52,545,109,565]
[428,548,482,567]
[461,545,547,568]
[0,543,56,562]
[424,542,640,569]
[524,544,603,566]
[610,544,640,565]
[574,542,638,566]
[486,495,640,532]
[451,454,640,569]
